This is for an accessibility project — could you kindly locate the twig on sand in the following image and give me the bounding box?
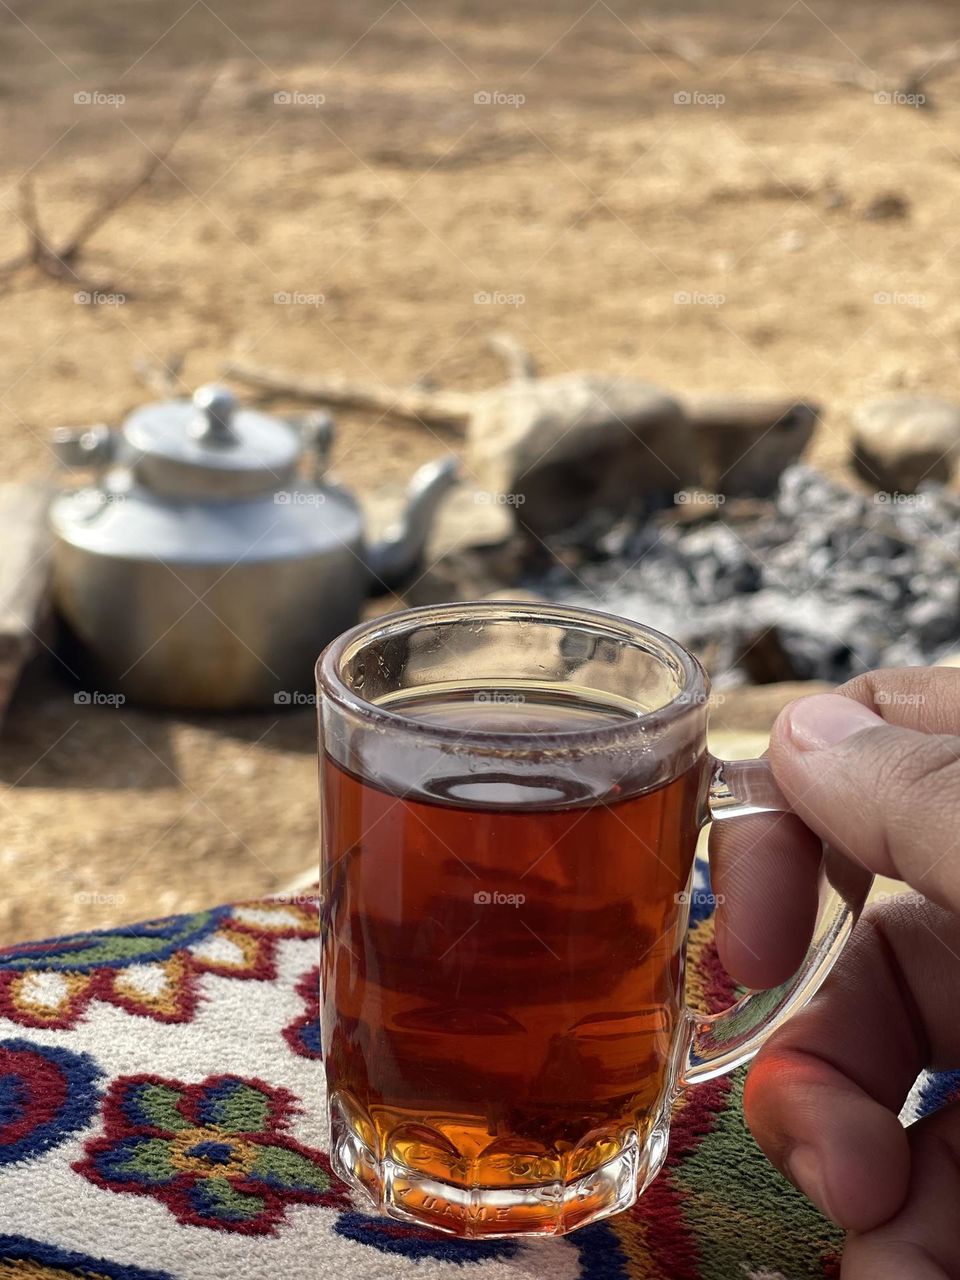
[756,43,960,108]
[898,40,960,99]
[222,360,473,430]
[17,176,49,268]
[0,74,214,291]
[226,332,538,422]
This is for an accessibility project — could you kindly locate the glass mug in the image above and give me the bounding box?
[316,601,870,1238]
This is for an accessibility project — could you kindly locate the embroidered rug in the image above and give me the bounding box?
[0,875,948,1280]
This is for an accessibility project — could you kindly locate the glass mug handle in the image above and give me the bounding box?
[681,755,873,1086]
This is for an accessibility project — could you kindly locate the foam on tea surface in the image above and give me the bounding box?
[380,681,646,732]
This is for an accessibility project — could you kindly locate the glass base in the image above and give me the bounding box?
[330,1103,671,1238]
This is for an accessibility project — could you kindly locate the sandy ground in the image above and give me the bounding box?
[0,0,954,941]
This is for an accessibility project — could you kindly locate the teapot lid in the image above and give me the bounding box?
[123,385,301,498]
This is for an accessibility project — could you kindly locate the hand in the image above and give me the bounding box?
[708,667,960,1279]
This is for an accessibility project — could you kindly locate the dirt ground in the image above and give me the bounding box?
[0,0,955,942]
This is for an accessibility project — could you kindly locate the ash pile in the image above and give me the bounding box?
[536,465,960,684]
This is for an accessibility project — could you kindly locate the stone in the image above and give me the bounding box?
[425,484,514,558]
[227,356,812,543]
[683,396,818,497]
[465,374,694,543]
[852,395,960,491]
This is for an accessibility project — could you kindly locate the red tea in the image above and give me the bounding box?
[321,690,704,1235]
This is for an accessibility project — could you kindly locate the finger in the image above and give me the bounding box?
[745,897,960,1233]
[833,666,960,734]
[709,810,821,989]
[842,1103,960,1279]
[711,666,960,988]
[768,690,960,913]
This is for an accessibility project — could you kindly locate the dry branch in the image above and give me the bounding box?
[0,74,214,289]
[899,40,960,97]
[757,44,960,107]
[755,55,881,94]
[63,76,211,260]
[222,361,473,430]
[17,176,48,266]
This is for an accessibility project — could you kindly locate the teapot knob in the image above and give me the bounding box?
[190,385,238,446]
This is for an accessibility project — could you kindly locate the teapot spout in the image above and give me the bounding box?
[367,456,460,592]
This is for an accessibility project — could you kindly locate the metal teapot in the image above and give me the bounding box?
[49,385,459,710]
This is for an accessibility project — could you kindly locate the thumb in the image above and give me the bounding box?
[769,692,960,914]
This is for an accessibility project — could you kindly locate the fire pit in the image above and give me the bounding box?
[532,465,960,685]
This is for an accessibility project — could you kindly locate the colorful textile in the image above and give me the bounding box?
[0,882,941,1278]
[77,1073,348,1233]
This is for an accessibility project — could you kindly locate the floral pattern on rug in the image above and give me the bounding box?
[0,1039,102,1167]
[283,967,321,1060]
[333,1211,520,1263]
[0,899,318,1031]
[0,1234,175,1278]
[0,878,948,1278]
[76,1072,348,1234]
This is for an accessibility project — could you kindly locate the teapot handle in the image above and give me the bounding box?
[50,425,115,471]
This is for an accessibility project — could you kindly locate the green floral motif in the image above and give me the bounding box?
[76,1073,348,1234]
[137,1084,192,1132]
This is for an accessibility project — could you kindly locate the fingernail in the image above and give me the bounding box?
[785,693,885,752]
[785,1145,836,1219]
